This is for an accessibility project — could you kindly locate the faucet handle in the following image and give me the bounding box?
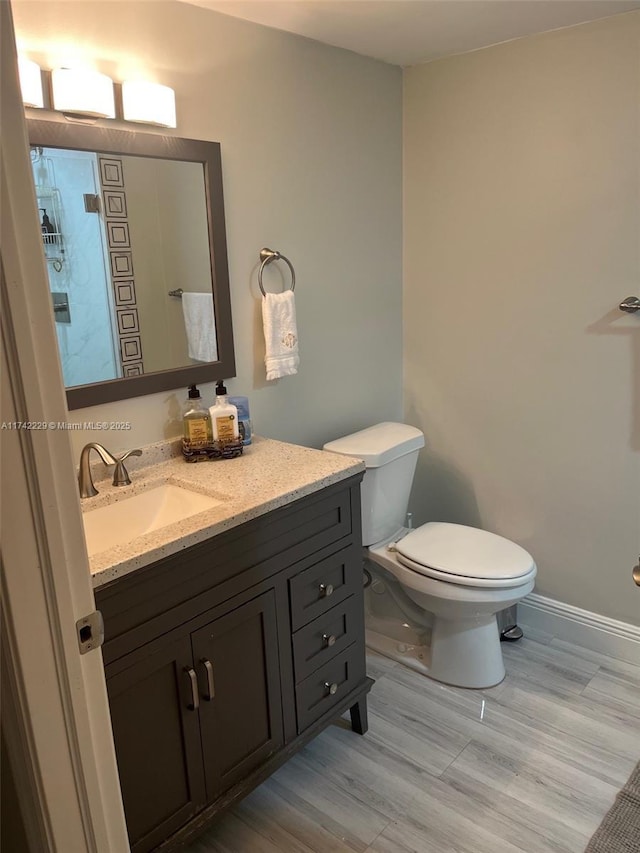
[118,448,142,463]
[112,448,142,487]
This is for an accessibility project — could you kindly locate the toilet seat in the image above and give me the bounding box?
[394,522,536,589]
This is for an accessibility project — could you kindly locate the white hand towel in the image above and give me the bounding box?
[262,291,300,381]
[182,292,218,362]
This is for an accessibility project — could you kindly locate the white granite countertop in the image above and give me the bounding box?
[84,436,364,589]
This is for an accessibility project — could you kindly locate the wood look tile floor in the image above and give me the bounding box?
[183,634,640,853]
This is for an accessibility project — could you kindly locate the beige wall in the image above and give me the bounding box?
[15,4,638,624]
[404,13,640,624]
[13,0,403,453]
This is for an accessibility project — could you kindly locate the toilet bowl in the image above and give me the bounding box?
[324,423,536,689]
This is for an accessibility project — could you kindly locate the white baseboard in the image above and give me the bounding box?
[519,593,640,665]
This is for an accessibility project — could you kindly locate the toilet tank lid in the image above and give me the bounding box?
[323,422,424,468]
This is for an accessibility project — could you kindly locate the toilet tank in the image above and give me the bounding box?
[323,422,425,546]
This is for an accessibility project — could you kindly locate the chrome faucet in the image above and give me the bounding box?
[78,443,142,498]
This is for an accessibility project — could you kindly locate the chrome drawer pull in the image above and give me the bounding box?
[201,658,215,701]
[184,667,199,711]
[319,583,334,598]
[324,681,338,696]
[619,296,640,313]
[322,633,337,648]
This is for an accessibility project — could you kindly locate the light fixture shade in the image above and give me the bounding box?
[18,57,44,108]
[51,68,115,118]
[122,81,176,128]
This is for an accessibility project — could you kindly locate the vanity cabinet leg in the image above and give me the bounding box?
[349,697,368,735]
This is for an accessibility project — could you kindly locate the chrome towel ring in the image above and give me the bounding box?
[258,247,296,297]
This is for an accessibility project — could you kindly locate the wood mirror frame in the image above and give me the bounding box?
[27,119,236,410]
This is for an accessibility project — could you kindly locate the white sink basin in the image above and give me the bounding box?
[82,482,223,556]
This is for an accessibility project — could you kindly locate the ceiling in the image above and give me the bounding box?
[181,0,639,66]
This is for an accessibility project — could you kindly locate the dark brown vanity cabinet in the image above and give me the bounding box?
[105,588,284,852]
[105,634,206,852]
[191,590,284,798]
[96,475,373,853]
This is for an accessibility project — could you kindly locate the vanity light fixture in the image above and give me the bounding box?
[121,81,177,128]
[51,67,115,119]
[18,57,44,108]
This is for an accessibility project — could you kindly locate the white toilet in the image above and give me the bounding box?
[324,422,536,688]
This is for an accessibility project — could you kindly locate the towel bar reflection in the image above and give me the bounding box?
[168,288,184,298]
[258,248,296,297]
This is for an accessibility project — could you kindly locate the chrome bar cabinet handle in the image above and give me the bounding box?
[184,667,199,711]
[201,658,215,700]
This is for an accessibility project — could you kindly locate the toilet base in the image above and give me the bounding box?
[366,628,432,676]
[366,614,506,689]
[429,614,505,688]
[363,551,531,689]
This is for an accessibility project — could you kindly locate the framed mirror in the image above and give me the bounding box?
[27,119,236,410]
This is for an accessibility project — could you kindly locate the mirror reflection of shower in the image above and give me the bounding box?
[30,146,121,387]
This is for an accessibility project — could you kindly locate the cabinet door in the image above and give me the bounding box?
[105,635,206,853]
[192,590,284,800]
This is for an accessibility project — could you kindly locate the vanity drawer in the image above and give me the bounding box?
[292,595,364,683]
[289,547,361,631]
[295,644,366,733]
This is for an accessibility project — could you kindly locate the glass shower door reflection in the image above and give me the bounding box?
[31,146,120,387]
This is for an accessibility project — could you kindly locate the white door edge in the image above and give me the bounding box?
[1,4,129,850]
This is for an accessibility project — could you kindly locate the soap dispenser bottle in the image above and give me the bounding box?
[209,380,239,445]
[182,384,213,462]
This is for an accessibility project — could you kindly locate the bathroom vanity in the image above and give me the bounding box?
[88,438,371,853]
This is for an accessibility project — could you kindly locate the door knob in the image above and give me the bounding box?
[619,296,640,314]
[633,558,640,587]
